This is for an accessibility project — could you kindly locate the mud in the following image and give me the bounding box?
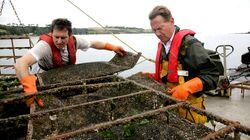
[128,73,168,92]
[35,81,147,111]
[1,56,248,139]
[0,75,217,139]
[0,76,20,93]
[71,114,216,140]
[37,52,141,85]
[28,75,214,139]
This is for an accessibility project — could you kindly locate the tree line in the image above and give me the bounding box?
[0,24,151,36]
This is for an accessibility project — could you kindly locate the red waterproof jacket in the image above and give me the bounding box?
[39,33,76,68]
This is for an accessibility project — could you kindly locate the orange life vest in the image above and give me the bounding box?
[39,33,76,68]
[151,29,195,83]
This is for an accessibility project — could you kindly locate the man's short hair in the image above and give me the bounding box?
[51,18,72,35]
[149,5,172,21]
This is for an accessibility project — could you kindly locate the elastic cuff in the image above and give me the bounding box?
[104,43,114,51]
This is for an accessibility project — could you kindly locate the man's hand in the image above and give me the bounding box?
[104,43,126,56]
[139,72,151,77]
[169,77,203,101]
[26,96,43,107]
[20,75,43,107]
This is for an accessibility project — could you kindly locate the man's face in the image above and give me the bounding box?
[52,28,69,50]
[150,15,175,44]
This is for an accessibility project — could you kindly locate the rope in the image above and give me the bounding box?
[0,0,4,16]
[65,0,154,63]
[136,59,148,66]
[9,0,34,47]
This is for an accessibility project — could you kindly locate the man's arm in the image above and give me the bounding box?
[14,53,43,107]
[184,44,219,91]
[14,53,37,80]
[90,41,126,56]
[89,41,105,49]
[169,37,220,101]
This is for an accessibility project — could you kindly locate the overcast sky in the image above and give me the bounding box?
[1,0,250,34]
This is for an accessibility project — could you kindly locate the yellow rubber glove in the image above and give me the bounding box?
[20,75,43,107]
[104,43,126,56]
[169,77,203,101]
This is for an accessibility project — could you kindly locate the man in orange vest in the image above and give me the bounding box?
[142,6,220,123]
[14,18,126,107]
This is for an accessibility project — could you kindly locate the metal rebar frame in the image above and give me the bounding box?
[1,75,250,139]
[229,81,250,98]
[0,35,32,76]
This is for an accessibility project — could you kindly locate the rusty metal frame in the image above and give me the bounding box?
[1,75,250,139]
[229,81,250,98]
[0,35,32,76]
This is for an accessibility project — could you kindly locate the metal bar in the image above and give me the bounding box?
[223,46,227,77]
[230,81,250,86]
[202,124,236,140]
[234,131,241,140]
[26,104,35,140]
[184,103,234,125]
[124,77,180,104]
[0,35,30,39]
[234,123,250,136]
[0,56,22,59]
[184,104,250,135]
[28,36,33,48]
[0,47,31,49]
[0,65,14,68]
[0,81,131,105]
[0,74,16,76]
[230,85,250,90]
[2,75,117,94]
[10,38,16,63]
[0,90,153,123]
[47,102,184,139]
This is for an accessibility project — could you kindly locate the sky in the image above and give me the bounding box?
[0,0,250,34]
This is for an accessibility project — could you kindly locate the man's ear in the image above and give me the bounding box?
[170,17,174,24]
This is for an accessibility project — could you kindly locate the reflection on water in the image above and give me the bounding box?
[0,33,250,76]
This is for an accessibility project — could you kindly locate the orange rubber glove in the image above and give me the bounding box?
[139,72,155,79]
[104,43,126,56]
[169,77,203,101]
[20,75,43,107]
[139,72,151,77]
